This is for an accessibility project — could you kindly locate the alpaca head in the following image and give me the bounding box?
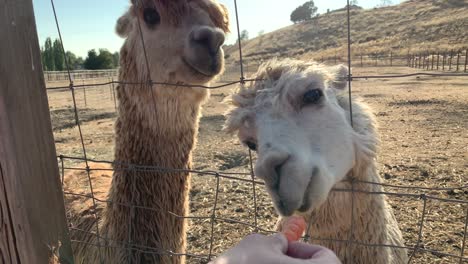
[116,0,229,85]
[225,59,362,217]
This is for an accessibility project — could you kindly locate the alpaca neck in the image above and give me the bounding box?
[102,62,208,262]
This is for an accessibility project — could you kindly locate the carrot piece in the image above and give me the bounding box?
[281,216,306,242]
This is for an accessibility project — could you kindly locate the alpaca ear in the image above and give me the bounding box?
[116,11,133,38]
[328,64,348,90]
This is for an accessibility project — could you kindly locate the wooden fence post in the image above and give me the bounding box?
[449,50,453,71]
[111,77,117,110]
[426,52,431,70]
[431,52,434,70]
[456,52,460,72]
[390,52,393,67]
[465,49,468,72]
[436,52,440,70]
[0,0,74,263]
[442,53,446,70]
[83,80,87,107]
[360,55,363,67]
[422,54,426,69]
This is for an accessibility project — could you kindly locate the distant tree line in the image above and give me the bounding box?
[40,37,119,71]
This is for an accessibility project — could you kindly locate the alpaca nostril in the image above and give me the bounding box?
[274,164,283,178]
[191,27,225,54]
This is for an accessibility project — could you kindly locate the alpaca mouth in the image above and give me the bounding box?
[182,57,217,78]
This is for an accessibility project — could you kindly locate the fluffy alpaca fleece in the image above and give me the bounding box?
[224,59,408,264]
[65,0,229,263]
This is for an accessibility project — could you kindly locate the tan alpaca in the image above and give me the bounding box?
[64,0,229,263]
[224,59,408,264]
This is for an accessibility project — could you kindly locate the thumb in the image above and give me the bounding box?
[266,233,289,254]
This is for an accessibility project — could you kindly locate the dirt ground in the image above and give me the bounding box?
[47,66,467,263]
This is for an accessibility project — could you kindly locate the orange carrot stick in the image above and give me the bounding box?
[281,215,306,242]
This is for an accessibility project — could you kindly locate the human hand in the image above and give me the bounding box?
[209,233,341,264]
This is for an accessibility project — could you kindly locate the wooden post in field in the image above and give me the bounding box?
[442,53,446,70]
[449,50,453,71]
[111,77,117,110]
[436,52,440,70]
[0,0,74,263]
[456,51,460,72]
[83,79,87,107]
[426,52,430,70]
[431,52,434,70]
[422,54,425,69]
[109,77,113,101]
[465,49,468,72]
[390,52,393,67]
[360,55,363,67]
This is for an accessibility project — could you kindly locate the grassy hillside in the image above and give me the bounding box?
[224,0,468,63]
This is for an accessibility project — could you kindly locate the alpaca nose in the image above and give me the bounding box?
[190,26,225,55]
[255,149,290,189]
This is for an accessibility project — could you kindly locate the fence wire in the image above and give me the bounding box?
[47,0,468,263]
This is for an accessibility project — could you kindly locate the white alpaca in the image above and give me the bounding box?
[224,59,408,264]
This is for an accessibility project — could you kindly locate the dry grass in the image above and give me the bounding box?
[49,66,467,263]
[224,0,468,63]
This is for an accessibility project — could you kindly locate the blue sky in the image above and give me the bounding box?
[33,0,399,58]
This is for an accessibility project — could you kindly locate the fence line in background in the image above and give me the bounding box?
[42,49,468,84]
[408,49,468,72]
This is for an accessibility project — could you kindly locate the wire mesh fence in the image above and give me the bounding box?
[43,0,468,263]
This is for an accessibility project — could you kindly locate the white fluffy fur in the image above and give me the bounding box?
[224,58,408,264]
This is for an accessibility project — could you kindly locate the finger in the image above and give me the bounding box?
[287,242,339,260]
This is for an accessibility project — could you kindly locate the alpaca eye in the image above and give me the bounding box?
[143,8,161,26]
[303,89,323,105]
[245,141,257,151]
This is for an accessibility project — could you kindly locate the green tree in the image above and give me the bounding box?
[290,1,318,23]
[84,49,100,70]
[97,49,115,69]
[112,52,120,68]
[53,39,65,71]
[75,57,84,69]
[84,49,117,70]
[65,51,76,70]
[240,30,249,41]
[378,0,393,7]
[43,37,55,71]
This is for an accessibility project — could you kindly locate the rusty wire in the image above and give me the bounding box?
[47,0,468,263]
